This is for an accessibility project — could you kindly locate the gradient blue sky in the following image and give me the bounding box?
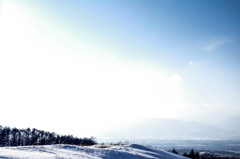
[0,0,240,136]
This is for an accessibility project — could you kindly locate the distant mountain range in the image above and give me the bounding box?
[98,118,240,140]
[215,117,240,133]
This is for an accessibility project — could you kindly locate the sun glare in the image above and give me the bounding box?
[0,1,188,136]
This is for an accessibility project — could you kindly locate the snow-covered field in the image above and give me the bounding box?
[0,144,188,159]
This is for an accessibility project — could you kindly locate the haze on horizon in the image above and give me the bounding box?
[0,0,240,137]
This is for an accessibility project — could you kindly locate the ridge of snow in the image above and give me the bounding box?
[0,144,188,159]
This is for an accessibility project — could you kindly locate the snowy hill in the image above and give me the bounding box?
[0,144,188,159]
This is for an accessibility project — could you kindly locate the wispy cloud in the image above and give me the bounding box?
[202,38,232,52]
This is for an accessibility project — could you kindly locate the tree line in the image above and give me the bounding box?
[172,148,240,159]
[0,125,96,147]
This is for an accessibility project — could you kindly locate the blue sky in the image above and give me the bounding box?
[0,0,240,136]
[27,0,240,69]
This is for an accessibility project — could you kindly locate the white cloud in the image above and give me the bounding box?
[202,38,232,52]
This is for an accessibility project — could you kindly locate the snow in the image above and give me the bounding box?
[0,144,188,159]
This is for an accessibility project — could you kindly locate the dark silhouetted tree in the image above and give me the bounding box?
[172,148,178,154]
[189,149,195,159]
